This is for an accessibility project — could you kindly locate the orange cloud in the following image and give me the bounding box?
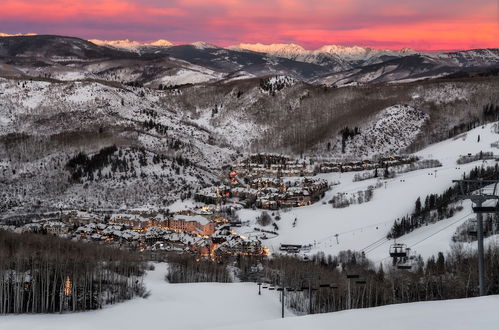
[283,22,499,50]
[0,0,497,50]
[2,0,184,20]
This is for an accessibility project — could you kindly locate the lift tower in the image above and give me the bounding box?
[453,179,499,296]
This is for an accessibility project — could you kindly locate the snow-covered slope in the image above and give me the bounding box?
[0,77,237,212]
[314,49,499,86]
[221,295,499,330]
[331,105,429,158]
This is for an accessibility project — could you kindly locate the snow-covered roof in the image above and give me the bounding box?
[173,214,211,225]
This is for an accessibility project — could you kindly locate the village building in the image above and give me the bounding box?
[43,221,70,236]
[169,214,215,236]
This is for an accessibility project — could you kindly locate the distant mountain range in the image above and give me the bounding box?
[0,34,498,86]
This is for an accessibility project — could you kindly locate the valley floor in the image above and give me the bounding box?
[2,263,498,330]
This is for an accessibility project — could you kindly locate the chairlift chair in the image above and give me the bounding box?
[468,219,478,236]
[396,249,417,270]
[389,243,408,258]
[472,205,499,213]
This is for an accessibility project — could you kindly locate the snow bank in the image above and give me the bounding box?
[216,295,499,330]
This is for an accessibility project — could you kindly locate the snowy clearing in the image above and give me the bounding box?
[0,263,287,330]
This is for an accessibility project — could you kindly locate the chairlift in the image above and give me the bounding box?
[269,287,275,290]
[346,274,360,279]
[396,248,417,270]
[468,219,478,236]
[466,219,486,237]
[389,243,408,258]
[319,283,331,288]
[355,280,366,285]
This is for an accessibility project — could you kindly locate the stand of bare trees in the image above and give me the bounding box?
[166,254,231,283]
[0,230,147,314]
[239,245,499,315]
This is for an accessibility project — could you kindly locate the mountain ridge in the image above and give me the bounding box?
[0,34,498,87]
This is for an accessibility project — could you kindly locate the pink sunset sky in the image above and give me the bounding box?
[1,0,498,50]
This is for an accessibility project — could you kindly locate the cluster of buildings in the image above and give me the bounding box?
[0,208,266,259]
[195,154,330,210]
[316,155,418,173]
[195,177,329,210]
[231,154,315,179]
[195,154,415,212]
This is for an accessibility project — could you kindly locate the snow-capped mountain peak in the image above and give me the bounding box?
[0,32,38,37]
[228,42,421,69]
[316,45,418,61]
[148,39,174,47]
[88,38,173,50]
[189,41,219,49]
[89,39,142,49]
[232,43,308,55]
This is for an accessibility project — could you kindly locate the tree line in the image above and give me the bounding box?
[166,253,231,283]
[0,230,147,314]
[241,246,499,314]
